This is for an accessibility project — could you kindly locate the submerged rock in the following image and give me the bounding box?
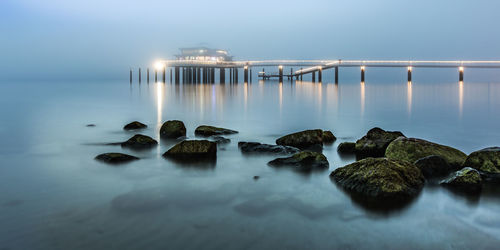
[123,121,147,130]
[337,142,356,154]
[441,167,482,194]
[268,151,329,171]
[322,131,336,144]
[414,155,453,179]
[385,137,467,168]
[238,142,300,155]
[330,158,424,201]
[355,127,405,158]
[95,153,139,164]
[210,136,231,144]
[195,125,238,137]
[276,129,324,150]
[160,120,186,139]
[121,134,158,150]
[86,124,96,127]
[163,140,216,162]
[463,147,500,174]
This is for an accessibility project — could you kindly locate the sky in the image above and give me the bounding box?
[1,0,499,81]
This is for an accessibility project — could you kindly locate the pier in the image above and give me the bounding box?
[130,59,500,84]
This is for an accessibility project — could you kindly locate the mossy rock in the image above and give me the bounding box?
[194,125,238,137]
[163,140,216,162]
[268,151,329,171]
[160,120,186,139]
[276,129,323,150]
[330,158,424,200]
[238,142,300,155]
[463,147,500,174]
[385,137,466,168]
[95,153,139,164]
[441,167,482,194]
[123,121,147,130]
[121,134,158,149]
[322,131,336,143]
[414,155,453,179]
[355,127,405,158]
[338,142,356,154]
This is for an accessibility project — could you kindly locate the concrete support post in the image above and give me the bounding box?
[335,66,339,84]
[361,66,365,82]
[139,68,142,83]
[312,71,316,82]
[459,67,464,82]
[244,66,248,82]
[318,67,322,82]
[220,68,225,83]
[278,66,283,82]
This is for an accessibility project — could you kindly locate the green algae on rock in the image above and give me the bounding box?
[160,120,186,139]
[385,137,466,168]
[322,131,336,143]
[121,134,158,150]
[330,158,424,200]
[276,129,324,150]
[441,167,482,194]
[194,125,238,137]
[123,121,147,130]
[163,140,217,162]
[414,155,453,179]
[463,147,500,174]
[355,127,405,158]
[268,151,329,171]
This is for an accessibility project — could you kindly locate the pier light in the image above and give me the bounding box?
[154,61,165,71]
[408,66,412,72]
[244,66,248,70]
[361,66,366,71]
[459,66,464,72]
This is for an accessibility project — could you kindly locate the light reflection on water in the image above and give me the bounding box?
[1,79,500,249]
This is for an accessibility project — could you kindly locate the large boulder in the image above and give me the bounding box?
[276,129,323,150]
[121,134,158,150]
[194,125,238,137]
[330,158,424,201]
[355,127,405,158]
[414,155,453,179]
[163,140,216,162]
[160,120,186,139]
[95,153,139,164]
[123,121,147,130]
[322,131,336,144]
[463,147,500,174]
[441,167,482,194]
[385,137,467,168]
[238,142,300,155]
[268,151,329,171]
[337,142,356,154]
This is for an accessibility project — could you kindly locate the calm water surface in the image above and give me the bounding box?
[1,73,500,249]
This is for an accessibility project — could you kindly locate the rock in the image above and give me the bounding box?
[253,176,260,180]
[194,125,238,137]
[385,137,467,168]
[238,142,300,155]
[322,131,336,143]
[338,142,356,154]
[121,134,158,150]
[463,147,500,174]
[163,140,216,162]
[86,124,96,127]
[414,155,453,179]
[160,120,186,139]
[276,129,323,150]
[95,153,139,164]
[355,127,405,158]
[441,167,482,194]
[268,151,329,171]
[123,121,147,130]
[330,158,424,201]
[210,136,230,144]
